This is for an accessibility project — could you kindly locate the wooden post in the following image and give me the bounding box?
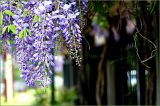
[63,55,73,88]
[4,53,14,102]
[106,60,115,105]
[136,62,141,106]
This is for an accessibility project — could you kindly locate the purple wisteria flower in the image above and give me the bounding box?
[82,0,88,15]
[0,0,88,87]
[13,0,56,87]
[0,1,16,52]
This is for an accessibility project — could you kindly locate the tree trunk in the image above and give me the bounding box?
[4,52,14,102]
[139,1,157,105]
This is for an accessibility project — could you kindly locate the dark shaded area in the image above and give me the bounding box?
[74,1,160,105]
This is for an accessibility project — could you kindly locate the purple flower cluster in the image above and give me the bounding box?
[0,0,88,87]
[58,1,82,66]
[13,1,56,87]
[82,0,88,15]
[15,35,54,86]
[0,1,16,52]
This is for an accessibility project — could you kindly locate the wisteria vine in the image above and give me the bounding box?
[0,0,88,87]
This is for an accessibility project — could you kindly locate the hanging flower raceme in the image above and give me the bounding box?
[0,1,16,52]
[13,0,56,87]
[0,0,88,87]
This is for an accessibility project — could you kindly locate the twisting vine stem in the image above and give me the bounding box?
[133,16,157,68]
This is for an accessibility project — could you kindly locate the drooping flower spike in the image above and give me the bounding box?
[0,0,88,87]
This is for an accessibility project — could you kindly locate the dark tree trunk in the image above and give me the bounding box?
[138,1,157,105]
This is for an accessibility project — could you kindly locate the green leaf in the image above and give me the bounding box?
[2,26,8,34]
[22,9,30,17]
[33,15,39,22]
[23,29,26,37]
[19,30,24,38]
[10,39,14,45]
[9,25,16,34]
[19,29,27,38]
[26,29,31,36]
[33,14,42,22]
[4,10,14,16]
[39,17,42,22]
[0,11,3,25]
[8,25,10,32]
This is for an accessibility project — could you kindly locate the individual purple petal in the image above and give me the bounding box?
[63,4,71,11]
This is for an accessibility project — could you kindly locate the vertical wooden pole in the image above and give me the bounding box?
[63,55,73,88]
[106,60,115,105]
[4,53,14,102]
[136,61,141,106]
